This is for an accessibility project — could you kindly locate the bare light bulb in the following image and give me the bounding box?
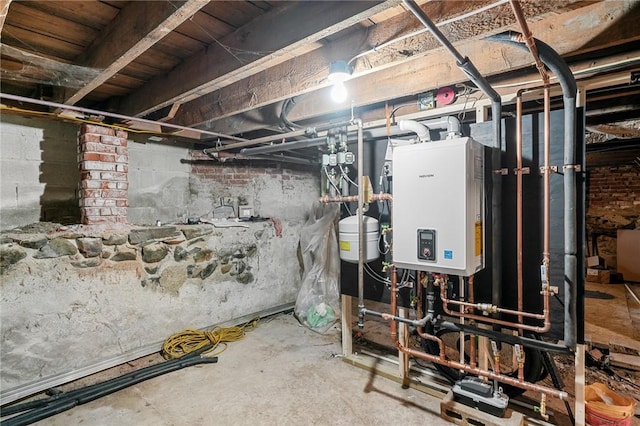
[331,81,348,103]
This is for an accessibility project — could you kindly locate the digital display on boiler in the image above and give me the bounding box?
[417,229,436,262]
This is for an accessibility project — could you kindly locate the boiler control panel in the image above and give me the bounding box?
[417,229,436,261]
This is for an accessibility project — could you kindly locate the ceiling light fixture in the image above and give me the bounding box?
[328,60,353,104]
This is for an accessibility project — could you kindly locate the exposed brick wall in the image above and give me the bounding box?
[187,149,319,221]
[587,165,640,210]
[586,164,640,269]
[189,150,314,185]
[78,124,129,225]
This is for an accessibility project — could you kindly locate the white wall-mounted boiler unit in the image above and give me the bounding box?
[392,137,485,276]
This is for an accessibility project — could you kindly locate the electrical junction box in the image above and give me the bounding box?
[238,205,254,219]
[392,137,484,276]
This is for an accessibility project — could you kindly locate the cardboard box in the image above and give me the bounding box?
[617,229,640,282]
[586,268,611,284]
[586,256,604,268]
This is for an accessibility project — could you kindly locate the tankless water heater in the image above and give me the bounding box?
[392,137,484,276]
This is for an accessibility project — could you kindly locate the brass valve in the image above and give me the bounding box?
[477,303,498,314]
[433,274,448,287]
[515,344,525,369]
[537,393,549,421]
[490,341,501,373]
[514,344,522,361]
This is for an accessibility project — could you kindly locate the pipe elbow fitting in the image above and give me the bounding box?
[398,119,430,142]
[415,313,434,327]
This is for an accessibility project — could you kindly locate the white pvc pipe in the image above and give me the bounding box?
[398,119,430,142]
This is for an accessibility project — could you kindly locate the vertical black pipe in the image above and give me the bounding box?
[486,31,578,348]
[402,0,504,311]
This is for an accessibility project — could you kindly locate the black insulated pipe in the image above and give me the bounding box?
[402,0,504,316]
[280,94,309,131]
[438,321,572,354]
[486,31,578,349]
[401,0,501,103]
[240,137,328,156]
[0,355,218,426]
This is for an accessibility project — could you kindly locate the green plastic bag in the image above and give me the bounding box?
[306,303,336,329]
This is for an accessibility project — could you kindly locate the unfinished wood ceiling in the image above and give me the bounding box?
[1,0,639,144]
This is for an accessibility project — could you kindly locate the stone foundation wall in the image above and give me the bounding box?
[1,118,322,394]
[0,220,306,391]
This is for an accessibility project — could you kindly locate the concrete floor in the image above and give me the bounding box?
[7,285,637,425]
[35,314,453,425]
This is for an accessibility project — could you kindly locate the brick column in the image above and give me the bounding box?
[78,124,129,225]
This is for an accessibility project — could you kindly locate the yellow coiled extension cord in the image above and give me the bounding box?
[162,318,259,359]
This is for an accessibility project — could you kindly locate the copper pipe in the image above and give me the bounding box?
[518,351,525,382]
[468,275,477,369]
[415,272,447,357]
[459,275,466,367]
[319,193,392,204]
[417,328,446,358]
[509,0,550,86]
[389,267,567,399]
[433,78,553,335]
[443,293,545,320]
[373,193,393,202]
[516,90,524,325]
[319,194,358,203]
[388,268,446,356]
[493,350,501,375]
[356,119,365,328]
[416,271,423,318]
[440,284,551,333]
[390,266,398,345]
[511,0,553,303]
[542,86,551,285]
[397,343,567,398]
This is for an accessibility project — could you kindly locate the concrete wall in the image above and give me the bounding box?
[127,137,191,225]
[0,116,196,228]
[0,114,79,229]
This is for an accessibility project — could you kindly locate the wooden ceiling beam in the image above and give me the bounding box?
[171,0,590,130]
[197,0,640,136]
[117,0,403,117]
[0,0,12,34]
[62,0,208,106]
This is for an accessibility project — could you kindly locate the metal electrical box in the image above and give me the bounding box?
[392,137,484,276]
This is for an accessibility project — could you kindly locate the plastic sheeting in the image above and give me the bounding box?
[295,203,340,333]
